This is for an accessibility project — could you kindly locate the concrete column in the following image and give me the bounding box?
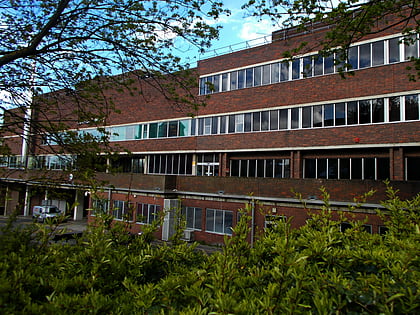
[23,185,30,216]
[73,190,84,221]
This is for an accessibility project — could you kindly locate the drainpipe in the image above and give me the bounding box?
[251,200,255,248]
[23,186,30,216]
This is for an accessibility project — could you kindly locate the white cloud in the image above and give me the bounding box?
[238,18,277,42]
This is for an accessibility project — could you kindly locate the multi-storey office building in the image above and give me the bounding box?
[1,13,420,244]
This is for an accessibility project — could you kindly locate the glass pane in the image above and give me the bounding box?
[292,59,300,79]
[230,160,239,176]
[256,160,265,177]
[291,108,299,129]
[405,94,419,120]
[324,53,334,74]
[335,103,346,126]
[318,159,327,179]
[149,123,158,138]
[253,112,260,131]
[389,96,401,122]
[206,209,214,232]
[179,120,190,136]
[168,121,178,137]
[240,160,248,177]
[238,70,245,89]
[304,159,316,178]
[224,211,233,235]
[324,104,334,126]
[340,158,350,179]
[389,37,400,63]
[270,110,278,130]
[230,70,238,90]
[246,68,253,87]
[303,56,312,77]
[211,117,219,134]
[348,46,358,70]
[194,208,202,230]
[314,55,323,76]
[313,105,323,127]
[248,160,256,177]
[281,61,290,81]
[372,99,384,123]
[364,158,375,179]
[351,158,363,179]
[377,158,389,180]
[261,111,269,131]
[359,100,371,124]
[279,109,288,129]
[220,116,226,134]
[372,41,384,66]
[266,159,274,178]
[158,122,168,138]
[347,101,358,125]
[221,73,229,91]
[302,107,312,128]
[407,157,420,180]
[213,75,220,93]
[262,64,271,85]
[244,113,252,132]
[254,66,262,86]
[328,159,338,179]
[228,115,235,133]
[271,63,280,83]
[359,43,371,68]
[215,210,224,233]
[404,35,418,60]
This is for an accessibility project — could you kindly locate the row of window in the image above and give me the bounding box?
[101,201,390,236]
[303,158,390,180]
[55,94,418,145]
[199,34,419,95]
[230,159,290,178]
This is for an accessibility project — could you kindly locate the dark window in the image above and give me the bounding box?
[240,160,248,177]
[248,160,256,177]
[168,121,178,137]
[211,117,219,134]
[314,55,323,76]
[246,68,253,87]
[292,59,300,79]
[364,158,375,179]
[389,97,401,122]
[388,38,400,63]
[158,122,168,138]
[238,70,245,89]
[405,94,419,120]
[328,159,339,179]
[257,160,265,177]
[230,160,239,176]
[359,100,371,124]
[279,109,288,129]
[377,158,389,180]
[372,41,384,66]
[271,63,280,83]
[253,112,260,131]
[347,101,358,125]
[230,71,238,91]
[340,158,350,179]
[407,157,420,180]
[348,46,358,70]
[270,110,279,130]
[254,66,262,86]
[266,159,274,178]
[228,115,235,133]
[149,123,158,138]
[359,43,371,68]
[221,73,229,91]
[291,108,299,129]
[302,107,312,128]
[318,159,327,179]
[280,62,290,81]
[324,53,335,74]
[220,116,226,134]
[351,158,363,179]
[261,111,269,131]
[303,56,312,77]
[313,105,323,127]
[244,113,252,132]
[372,99,384,123]
[335,103,346,126]
[324,104,334,126]
[304,159,316,178]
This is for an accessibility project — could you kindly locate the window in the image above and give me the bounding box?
[359,100,371,124]
[389,96,401,121]
[206,209,233,235]
[404,34,418,60]
[112,200,132,221]
[388,37,400,63]
[136,203,160,224]
[230,158,290,179]
[406,157,420,180]
[148,154,193,175]
[304,158,389,180]
[182,207,202,230]
[197,154,219,176]
[359,43,371,68]
[405,94,419,120]
[92,198,109,216]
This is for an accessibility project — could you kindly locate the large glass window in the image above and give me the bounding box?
[405,94,419,120]
[230,158,290,178]
[182,207,202,230]
[136,203,160,224]
[206,209,233,235]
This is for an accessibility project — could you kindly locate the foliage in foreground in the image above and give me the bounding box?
[0,187,419,314]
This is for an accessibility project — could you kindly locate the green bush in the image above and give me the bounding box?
[0,187,419,314]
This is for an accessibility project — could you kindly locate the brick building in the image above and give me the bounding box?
[1,13,420,244]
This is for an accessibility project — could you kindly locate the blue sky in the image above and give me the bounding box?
[175,1,280,65]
